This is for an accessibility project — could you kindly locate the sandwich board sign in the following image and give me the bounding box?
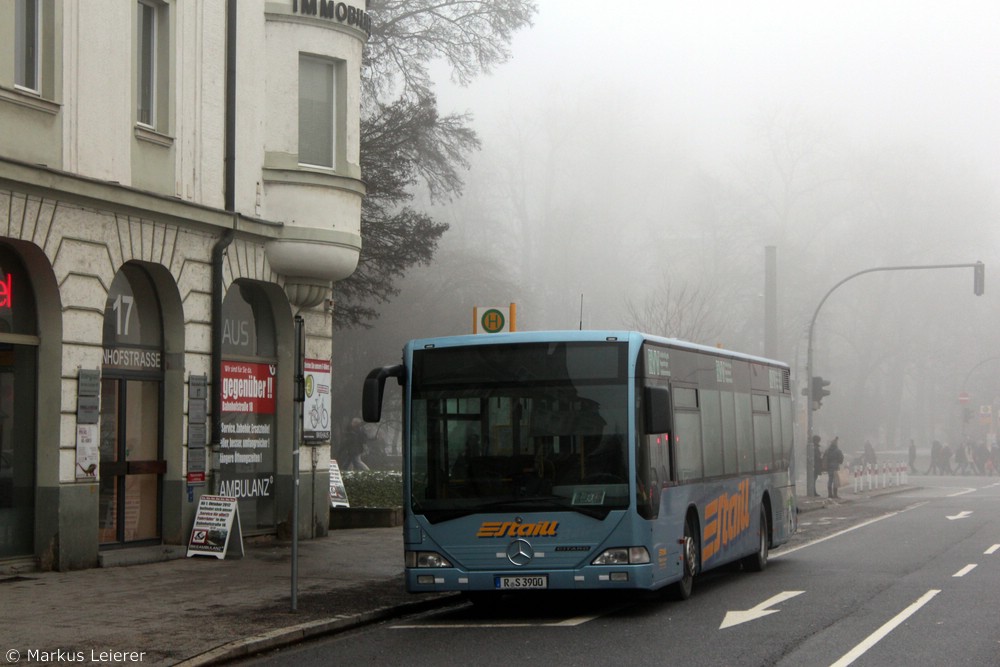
[186,495,244,559]
[330,459,350,508]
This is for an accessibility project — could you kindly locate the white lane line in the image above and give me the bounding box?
[953,564,977,577]
[985,545,1000,555]
[829,589,940,667]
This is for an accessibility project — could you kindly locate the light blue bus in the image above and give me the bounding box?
[362,331,796,600]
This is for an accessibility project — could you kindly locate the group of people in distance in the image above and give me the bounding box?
[812,435,1000,499]
[924,438,1000,476]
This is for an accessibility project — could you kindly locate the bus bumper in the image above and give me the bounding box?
[405,564,665,593]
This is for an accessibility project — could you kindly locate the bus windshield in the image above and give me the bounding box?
[409,341,630,522]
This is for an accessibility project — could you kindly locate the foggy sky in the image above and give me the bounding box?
[435,0,1000,178]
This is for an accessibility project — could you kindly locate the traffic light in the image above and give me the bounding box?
[974,261,985,296]
[811,376,831,409]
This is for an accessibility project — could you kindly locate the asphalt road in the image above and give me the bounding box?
[240,477,1000,667]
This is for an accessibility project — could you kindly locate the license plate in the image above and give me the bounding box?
[495,575,548,590]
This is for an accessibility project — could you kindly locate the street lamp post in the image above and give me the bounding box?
[805,262,984,496]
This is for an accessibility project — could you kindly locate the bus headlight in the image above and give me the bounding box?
[591,547,650,565]
[405,551,453,568]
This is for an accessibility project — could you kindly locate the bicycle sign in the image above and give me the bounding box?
[303,358,332,442]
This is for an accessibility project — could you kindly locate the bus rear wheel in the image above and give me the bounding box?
[671,516,699,600]
[742,506,770,572]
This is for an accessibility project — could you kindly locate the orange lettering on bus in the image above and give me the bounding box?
[702,479,751,561]
[476,520,559,538]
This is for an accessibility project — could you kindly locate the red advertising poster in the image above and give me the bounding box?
[221,361,276,414]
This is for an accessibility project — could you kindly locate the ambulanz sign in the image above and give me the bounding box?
[292,0,372,37]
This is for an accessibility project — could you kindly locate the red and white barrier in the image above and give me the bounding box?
[851,461,906,493]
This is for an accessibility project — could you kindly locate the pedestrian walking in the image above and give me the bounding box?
[826,437,844,499]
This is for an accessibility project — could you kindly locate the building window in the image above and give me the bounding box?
[15,0,40,92]
[135,0,169,134]
[136,1,157,126]
[298,55,337,168]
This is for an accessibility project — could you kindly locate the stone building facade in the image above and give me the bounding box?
[0,0,367,570]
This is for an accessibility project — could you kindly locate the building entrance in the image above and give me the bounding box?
[0,244,38,560]
[98,378,164,544]
[99,264,165,547]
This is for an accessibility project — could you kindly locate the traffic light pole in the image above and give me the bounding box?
[805,262,984,496]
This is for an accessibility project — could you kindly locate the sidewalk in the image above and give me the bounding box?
[2,528,458,666]
[2,484,913,666]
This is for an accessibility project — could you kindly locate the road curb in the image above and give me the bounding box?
[175,593,463,666]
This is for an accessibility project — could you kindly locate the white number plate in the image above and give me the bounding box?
[495,575,548,590]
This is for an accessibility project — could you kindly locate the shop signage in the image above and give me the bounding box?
[221,361,276,414]
[292,0,372,36]
[102,347,162,372]
[186,495,244,559]
[78,369,100,397]
[0,272,11,308]
[218,361,276,520]
[304,358,332,442]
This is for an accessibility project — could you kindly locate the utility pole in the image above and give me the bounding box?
[805,262,984,496]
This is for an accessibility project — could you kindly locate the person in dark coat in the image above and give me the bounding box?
[825,437,844,498]
[811,435,824,496]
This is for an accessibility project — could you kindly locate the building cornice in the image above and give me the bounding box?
[0,156,295,240]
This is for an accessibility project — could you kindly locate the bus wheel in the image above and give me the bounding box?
[672,517,699,600]
[742,506,770,572]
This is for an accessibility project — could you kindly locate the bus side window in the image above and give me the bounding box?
[752,394,773,471]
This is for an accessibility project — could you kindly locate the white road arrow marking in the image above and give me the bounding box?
[947,511,973,520]
[720,591,804,629]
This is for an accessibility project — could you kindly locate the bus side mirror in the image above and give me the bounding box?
[644,386,671,434]
[362,365,405,422]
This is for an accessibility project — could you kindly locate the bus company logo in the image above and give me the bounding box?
[702,478,751,561]
[476,520,559,538]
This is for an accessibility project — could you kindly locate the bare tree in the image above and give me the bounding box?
[623,276,725,345]
[333,0,538,328]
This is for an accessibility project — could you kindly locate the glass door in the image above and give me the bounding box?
[99,378,164,546]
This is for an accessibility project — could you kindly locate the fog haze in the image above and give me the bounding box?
[336,1,1000,462]
[438,1,1000,173]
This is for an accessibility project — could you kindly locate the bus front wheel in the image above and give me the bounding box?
[672,516,699,600]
